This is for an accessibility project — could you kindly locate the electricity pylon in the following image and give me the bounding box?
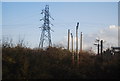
[39,5,54,48]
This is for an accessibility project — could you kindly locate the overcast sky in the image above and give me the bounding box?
[2,2,118,53]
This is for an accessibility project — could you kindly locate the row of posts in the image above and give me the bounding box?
[67,22,104,66]
[67,22,82,66]
[68,22,82,52]
[94,39,103,55]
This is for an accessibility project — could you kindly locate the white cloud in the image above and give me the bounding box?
[109,25,116,29]
[84,25,118,52]
[59,25,118,53]
[83,25,118,52]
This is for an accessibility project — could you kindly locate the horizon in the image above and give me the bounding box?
[2,2,118,53]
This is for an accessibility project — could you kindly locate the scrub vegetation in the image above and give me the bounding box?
[1,38,120,80]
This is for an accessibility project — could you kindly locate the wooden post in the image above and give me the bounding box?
[71,33,74,65]
[101,40,103,55]
[68,29,70,50]
[76,22,79,66]
[80,32,82,53]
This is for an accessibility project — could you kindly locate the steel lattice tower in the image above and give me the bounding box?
[39,5,54,48]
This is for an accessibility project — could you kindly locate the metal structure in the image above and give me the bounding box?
[39,5,54,48]
[111,47,120,55]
